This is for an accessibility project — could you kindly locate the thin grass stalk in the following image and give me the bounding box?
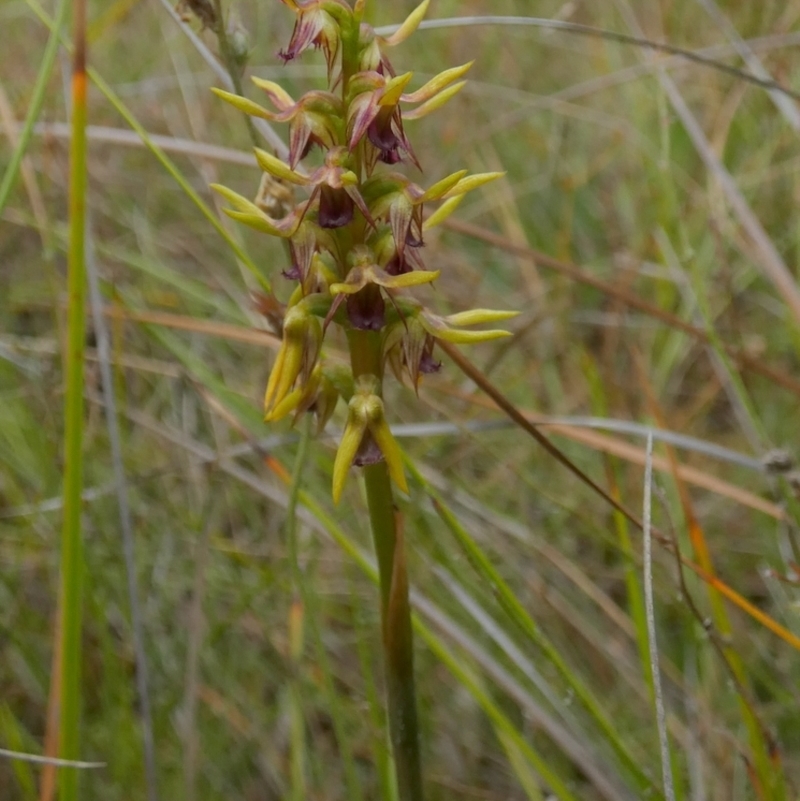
[58,0,88,798]
[0,0,69,214]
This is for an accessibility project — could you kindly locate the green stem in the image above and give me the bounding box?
[348,329,424,801]
[59,0,88,798]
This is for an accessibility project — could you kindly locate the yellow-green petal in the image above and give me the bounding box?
[369,416,408,494]
[332,414,368,504]
[423,195,463,230]
[433,328,512,344]
[381,72,414,107]
[403,81,467,121]
[420,170,468,203]
[444,171,505,199]
[265,386,303,422]
[445,309,519,327]
[211,87,275,119]
[251,76,295,108]
[376,269,441,289]
[254,148,309,185]
[402,63,473,104]
[383,0,430,46]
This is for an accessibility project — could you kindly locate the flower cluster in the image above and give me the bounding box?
[213,0,516,502]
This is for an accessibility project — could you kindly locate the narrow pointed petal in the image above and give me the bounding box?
[389,194,413,259]
[420,170,468,203]
[222,208,294,237]
[329,266,368,295]
[380,72,414,106]
[254,148,310,185]
[445,309,519,326]
[210,182,263,213]
[374,268,440,289]
[383,0,430,46]
[368,414,408,494]
[423,195,463,230]
[432,328,512,344]
[333,414,368,504]
[265,386,304,422]
[402,62,473,104]
[403,81,467,120]
[251,77,296,111]
[264,342,288,412]
[348,94,380,150]
[444,171,505,198]
[211,88,275,119]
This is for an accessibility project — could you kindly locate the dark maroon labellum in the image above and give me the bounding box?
[318,185,354,229]
[346,289,385,330]
[353,430,384,466]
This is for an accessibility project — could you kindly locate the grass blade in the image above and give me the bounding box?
[0,0,68,215]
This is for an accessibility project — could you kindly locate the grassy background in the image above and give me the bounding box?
[1,0,800,798]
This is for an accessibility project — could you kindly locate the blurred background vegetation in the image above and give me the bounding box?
[1,0,800,799]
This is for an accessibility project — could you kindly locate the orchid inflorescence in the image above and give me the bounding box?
[212,0,517,503]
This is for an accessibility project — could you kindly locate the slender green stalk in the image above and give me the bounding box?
[58,0,88,798]
[0,0,69,214]
[349,329,424,801]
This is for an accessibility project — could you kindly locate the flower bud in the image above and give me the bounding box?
[264,302,323,421]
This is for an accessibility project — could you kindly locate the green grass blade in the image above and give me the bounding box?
[0,0,68,215]
[403,457,662,799]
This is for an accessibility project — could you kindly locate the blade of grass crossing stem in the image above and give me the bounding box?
[401,457,661,799]
[268,469,577,801]
[22,0,270,294]
[0,0,69,214]
[58,1,88,798]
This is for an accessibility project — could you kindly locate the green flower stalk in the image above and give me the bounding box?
[213,1,516,796]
